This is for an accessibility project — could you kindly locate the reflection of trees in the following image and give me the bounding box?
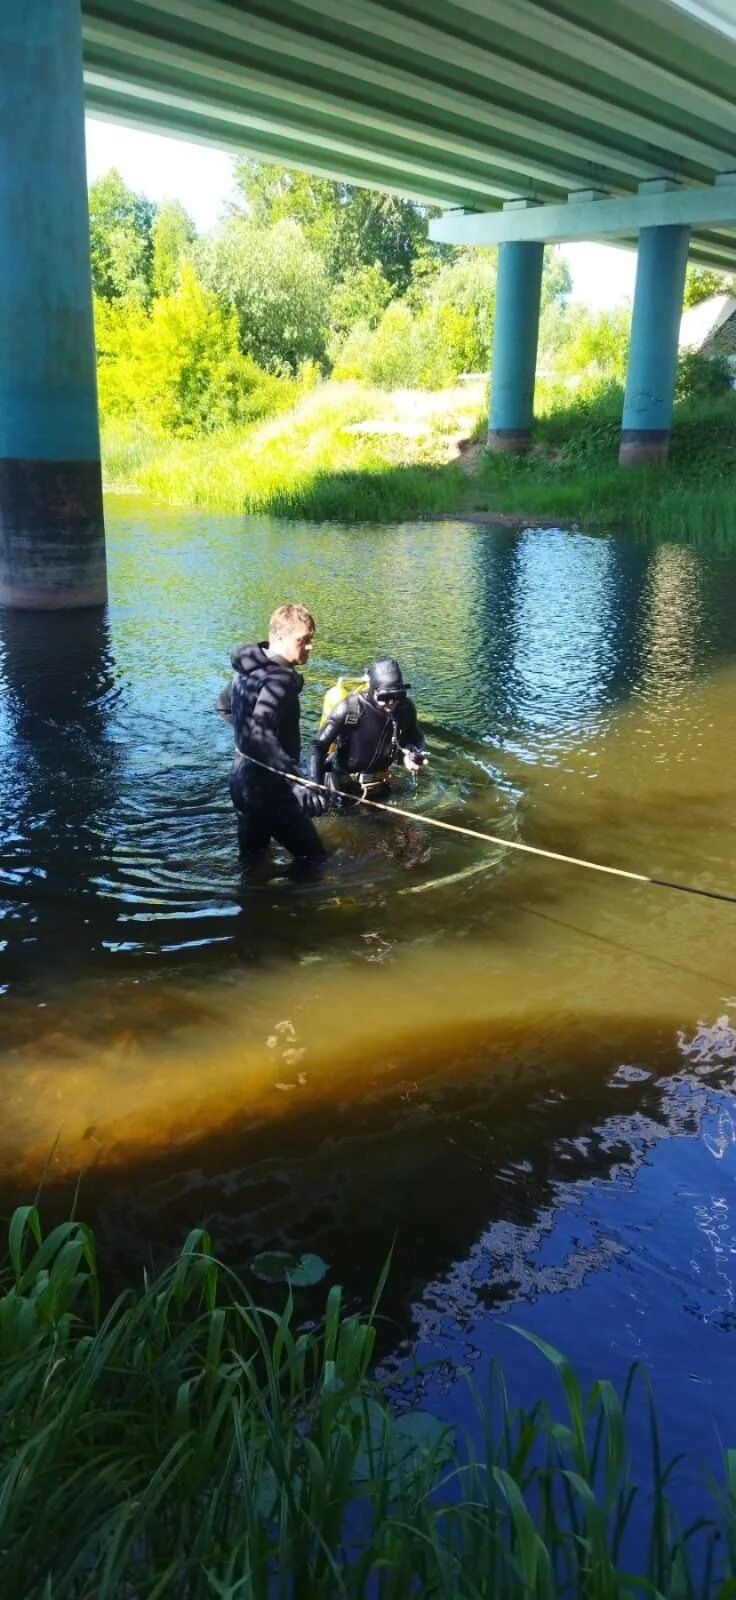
[472,529,654,758]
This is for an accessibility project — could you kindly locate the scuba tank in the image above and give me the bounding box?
[319,675,367,755]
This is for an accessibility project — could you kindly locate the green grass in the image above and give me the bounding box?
[2,1207,736,1597]
[102,382,473,521]
[463,388,736,543]
[101,379,736,538]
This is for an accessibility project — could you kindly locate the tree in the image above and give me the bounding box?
[234,161,338,260]
[330,188,433,295]
[683,263,733,307]
[88,169,157,305]
[423,249,496,373]
[541,249,573,310]
[151,200,197,297]
[232,159,436,293]
[548,305,631,387]
[203,216,329,372]
[328,263,392,341]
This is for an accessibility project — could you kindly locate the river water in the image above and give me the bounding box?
[2,498,736,1471]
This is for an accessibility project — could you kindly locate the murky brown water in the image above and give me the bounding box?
[1,506,735,1463]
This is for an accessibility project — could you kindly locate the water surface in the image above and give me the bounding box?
[2,500,736,1470]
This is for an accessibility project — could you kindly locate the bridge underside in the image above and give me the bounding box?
[80,0,736,272]
[2,1,736,607]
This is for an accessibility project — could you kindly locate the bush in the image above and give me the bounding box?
[95,266,295,436]
[675,349,732,401]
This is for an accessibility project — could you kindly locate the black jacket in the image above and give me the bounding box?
[221,642,304,800]
[309,692,424,783]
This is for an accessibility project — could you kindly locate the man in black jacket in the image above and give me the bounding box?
[309,657,427,800]
[219,603,327,860]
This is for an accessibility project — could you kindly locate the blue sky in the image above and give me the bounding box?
[84,115,638,311]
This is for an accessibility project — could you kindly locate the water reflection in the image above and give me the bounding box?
[0,608,120,987]
[3,505,736,1466]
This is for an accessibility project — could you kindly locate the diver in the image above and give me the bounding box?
[219,603,328,861]
[308,657,427,801]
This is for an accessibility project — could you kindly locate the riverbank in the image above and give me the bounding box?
[102,380,736,539]
[4,1205,734,1597]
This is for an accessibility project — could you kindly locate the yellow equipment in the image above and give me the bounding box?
[319,675,367,754]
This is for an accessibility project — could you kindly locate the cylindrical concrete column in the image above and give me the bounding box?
[0,1,106,609]
[488,240,545,453]
[619,224,690,468]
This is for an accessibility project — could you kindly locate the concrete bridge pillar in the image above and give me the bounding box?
[0,0,106,609]
[488,239,545,453]
[619,224,690,467]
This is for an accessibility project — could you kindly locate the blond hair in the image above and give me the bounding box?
[268,603,315,641]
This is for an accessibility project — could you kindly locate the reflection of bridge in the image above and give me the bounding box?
[3,3,736,608]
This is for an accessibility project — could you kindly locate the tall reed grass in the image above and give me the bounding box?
[1,1208,734,1597]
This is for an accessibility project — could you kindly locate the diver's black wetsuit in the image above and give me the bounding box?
[221,642,326,859]
[308,691,425,794]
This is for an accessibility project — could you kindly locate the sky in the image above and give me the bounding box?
[84,116,638,311]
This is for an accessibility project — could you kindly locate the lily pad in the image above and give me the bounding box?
[250,1251,295,1284]
[287,1252,328,1287]
[251,1250,328,1287]
[350,1399,451,1492]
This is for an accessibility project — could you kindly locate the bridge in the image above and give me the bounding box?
[2,1,736,607]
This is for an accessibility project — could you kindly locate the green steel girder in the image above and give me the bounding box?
[80,0,736,269]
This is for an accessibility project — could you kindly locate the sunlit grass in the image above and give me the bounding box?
[101,381,479,521]
[101,379,736,538]
[2,1207,735,1597]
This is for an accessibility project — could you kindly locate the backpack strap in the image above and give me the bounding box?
[343,693,363,727]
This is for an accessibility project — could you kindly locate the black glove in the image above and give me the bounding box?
[293,782,327,819]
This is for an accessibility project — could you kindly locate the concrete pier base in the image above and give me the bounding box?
[0,461,106,609]
[0,1,106,609]
[488,239,544,454]
[619,223,690,469]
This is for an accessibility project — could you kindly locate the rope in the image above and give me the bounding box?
[237,753,736,907]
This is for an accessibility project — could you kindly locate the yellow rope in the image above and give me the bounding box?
[237,753,736,906]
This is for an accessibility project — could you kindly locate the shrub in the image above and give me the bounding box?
[675,349,732,401]
[95,267,295,436]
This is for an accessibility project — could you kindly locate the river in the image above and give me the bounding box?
[1,497,736,1474]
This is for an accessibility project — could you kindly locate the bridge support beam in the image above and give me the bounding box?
[0,0,106,609]
[488,240,545,454]
[619,224,690,468]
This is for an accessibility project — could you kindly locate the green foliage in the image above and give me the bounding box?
[683,263,733,308]
[331,187,434,295]
[234,160,342,261]
[333,301,452,388]
[675,349,732,401]
[540,247,573,309]
[96,265,293,436]
[151,199,197,297]
[425,249,496,371]
[328,263,393,341]
[542,305,631,389]
[333,251,496,389]
[233,159,437,293]
[2,1207,736,1597]
[88,168,157,306]
[329,248,567,390]
[471,384,736,544]
[203,216,329,373]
